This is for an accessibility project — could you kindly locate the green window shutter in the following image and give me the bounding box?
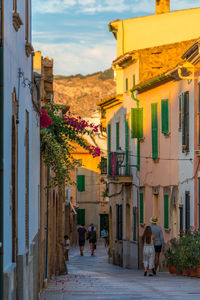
[161,99,169,134]
[77,175,85,192]
[125,120,129,175]
[133,75,135,88]
[116,122,120,150]
[140,193,144,224]
[131,108,143,138]
[151,103,158,159]
[126,78,128,91]
[77,209,85,225]
[164,194,169,229]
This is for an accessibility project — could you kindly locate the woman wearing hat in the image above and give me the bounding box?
[150,216,164,275]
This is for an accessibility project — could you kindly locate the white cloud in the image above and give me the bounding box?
[33,40,116,75]
[33,0,200,14]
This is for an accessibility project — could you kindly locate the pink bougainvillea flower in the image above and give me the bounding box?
[40,108,53,128]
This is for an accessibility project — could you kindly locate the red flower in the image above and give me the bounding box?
[40,109,53,128]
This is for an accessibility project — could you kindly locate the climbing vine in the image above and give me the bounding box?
[40,101,100,187]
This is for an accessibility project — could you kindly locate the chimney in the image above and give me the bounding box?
[155,0,170,14]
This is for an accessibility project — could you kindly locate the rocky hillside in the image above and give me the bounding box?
[53,68,116,117]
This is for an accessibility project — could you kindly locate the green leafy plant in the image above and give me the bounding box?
[40,101,100,187]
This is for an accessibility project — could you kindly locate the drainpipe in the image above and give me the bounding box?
[130,90,140,269]
[0,0,4,298]
[45,167,50,280]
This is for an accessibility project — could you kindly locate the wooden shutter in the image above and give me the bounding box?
[151,103,158,159]
[161,99,169,134]
[107,124,111,175]
[77,175,85,192]
[179,94,182,131]
[198,178,200,229]
[164,194,169,229]
[182,92,189,151]
[140,193,144,224]
[116,122,120,150]
[77,209,85,225]
[126,78,128,91]
[179,206,183,234]
[119,205,123,240]
[133,75,135,88]
[131,108,143,138]
[116,205,119,239]
[185,192,190,230]
[125,120,129,175]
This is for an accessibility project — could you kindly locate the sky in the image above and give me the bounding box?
[32,0,200,76]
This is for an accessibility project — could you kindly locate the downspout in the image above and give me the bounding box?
[45,167,50,280]
[130,90,140,270]
[0,0,4,298]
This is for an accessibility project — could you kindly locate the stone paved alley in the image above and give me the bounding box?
[40,241,200,300]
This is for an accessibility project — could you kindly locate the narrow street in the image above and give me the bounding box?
[40,241,200,300]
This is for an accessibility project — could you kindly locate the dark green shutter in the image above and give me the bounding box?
[161,99,169,134]
[151,103,158,159]
[140,193,144,224]
[131,108,143,138]
[77,209,85,225]
[107,124,111,175]
[77,175,85,191]
[179,95,182,131]
[126,78,128,91]
[116,122,119,150]
[164,194,169,229]
[133,75,135,88]
[182,92,189,151]
[125,120,129,175]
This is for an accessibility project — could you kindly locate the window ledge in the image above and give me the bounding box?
[25,42,34,57]
[153,158,160,163]
[163,132,170,137]
[164,228,171,233]
[195,150,200,157]
[139,137,145,143]
[13,12,23,32]
[140,223,145,227]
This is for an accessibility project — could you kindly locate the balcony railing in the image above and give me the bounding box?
[108,151,131,177]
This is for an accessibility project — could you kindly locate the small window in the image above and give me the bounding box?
[151,103,158,159]
[161,99,169,134]
[77,175,85,192]
[133,75,135,88]
[182,91,189,151]
[179,94,182,131]
[164,194,169,229]
[139,193,144,224]
[116,122,120,150]
[116,205,123,240]
[126,78,128,92]
[133,207,137,241]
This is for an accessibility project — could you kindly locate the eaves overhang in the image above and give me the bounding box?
[97,94,123,110]
[112,51,137,68]
[182,39,200,65]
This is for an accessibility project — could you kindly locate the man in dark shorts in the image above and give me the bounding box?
[77,224,87,256]
[150,216,164,275]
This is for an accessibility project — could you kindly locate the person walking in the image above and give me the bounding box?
[88,224,97,256]
[101,227,108,247]
[142,226,155,276]
[150,216,164,275]
[63,235,70,261]
[77,224,87,256]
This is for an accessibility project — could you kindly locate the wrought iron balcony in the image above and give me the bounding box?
[108,151,131,177]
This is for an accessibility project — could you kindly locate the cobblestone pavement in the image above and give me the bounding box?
[40,241,200,300]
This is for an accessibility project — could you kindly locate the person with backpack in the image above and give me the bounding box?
[142,226,155,276]
[88,225,97,256]
[77,224,87,256]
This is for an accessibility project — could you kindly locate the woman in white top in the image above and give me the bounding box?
[142,226,155,276]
